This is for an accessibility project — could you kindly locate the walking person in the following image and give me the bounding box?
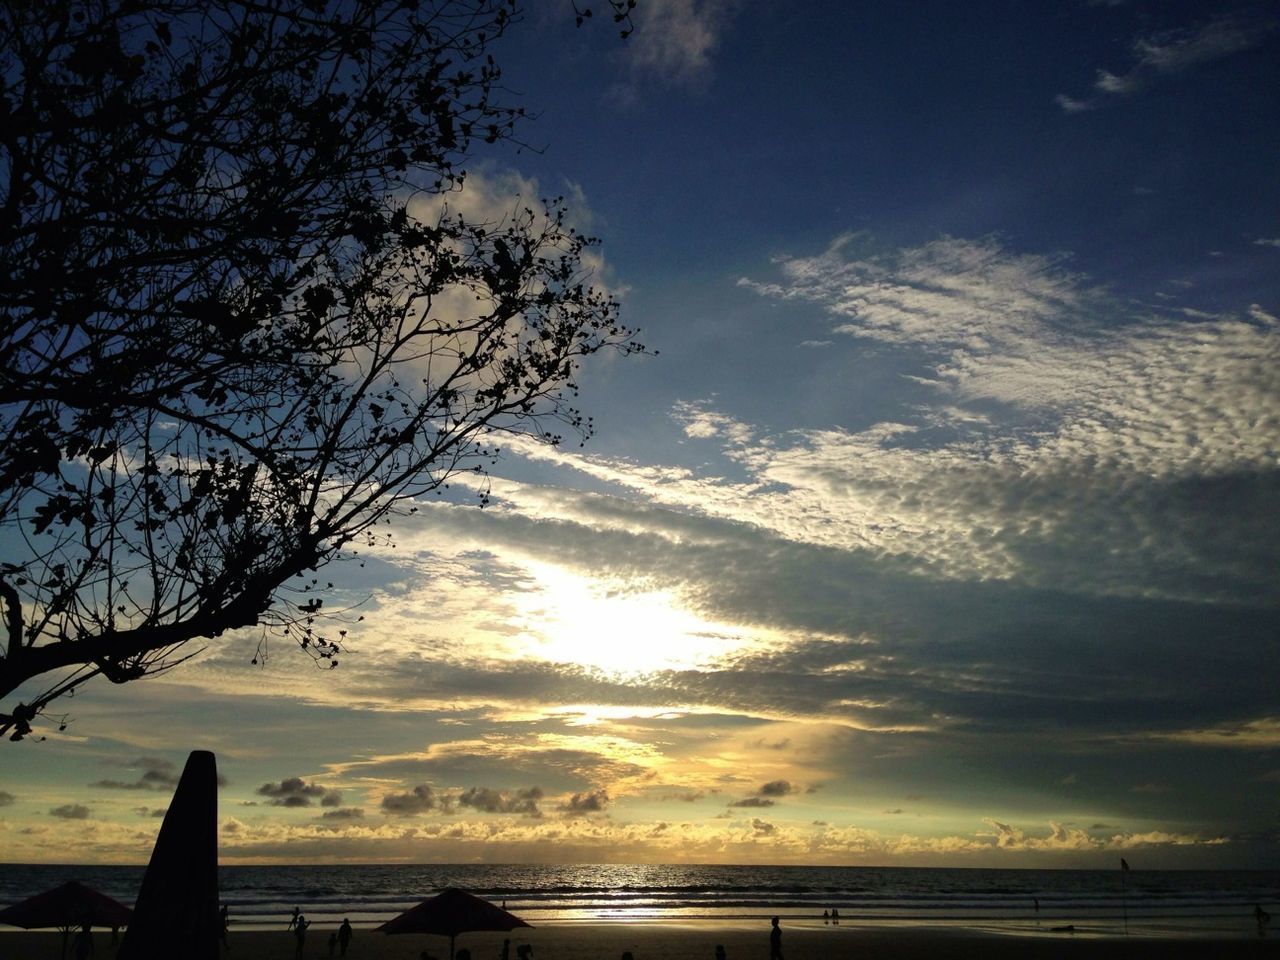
[338,918,354,957]
[769,916,782,960]
[293,914,310,959]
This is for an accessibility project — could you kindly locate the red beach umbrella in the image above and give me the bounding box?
[378,888,531,960]
[0,880,133,959]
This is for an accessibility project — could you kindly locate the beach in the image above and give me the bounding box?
[3,921,1278,960]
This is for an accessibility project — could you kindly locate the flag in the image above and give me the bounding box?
[1120,857,1130,871]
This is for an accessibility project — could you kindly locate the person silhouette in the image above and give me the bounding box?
[769,917,782,960]
[220,903,230,948]
[1257,904,1272,936]
[822,910,829,925]
[830,908,839,925]
[288,907,301,930]
[338,918,353,956]
[500,938,510,960]
[293,914,310,959]
[714,946,727,960]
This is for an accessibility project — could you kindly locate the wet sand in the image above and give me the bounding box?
[3,920,1277,960]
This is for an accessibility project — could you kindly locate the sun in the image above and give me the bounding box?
[509,561,765,675]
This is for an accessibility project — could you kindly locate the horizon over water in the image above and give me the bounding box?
[1,863,1276,940]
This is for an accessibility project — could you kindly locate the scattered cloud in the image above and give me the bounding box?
[1060,14,1274,110]
[458,786,544,817]
[729,797,775,808]
[320,808,365,820]
[560,790,610,816]
[1255,238,1280,248]
[380,786,438,816]
[758,779,796,797]
[49,804,90,820]
[91,757,180,791]
[621,0,737,86]
[257,778,342,808]
[1055,93,1096,113]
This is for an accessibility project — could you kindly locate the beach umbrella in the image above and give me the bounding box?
[378,888,531,960]
[0,880,133,959]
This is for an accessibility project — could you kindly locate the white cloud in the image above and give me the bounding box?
[1090,15,1273,98]
[1055,93,1096,114]
[621,0,736,86]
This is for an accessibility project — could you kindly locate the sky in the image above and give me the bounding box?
[2,0,1278,869]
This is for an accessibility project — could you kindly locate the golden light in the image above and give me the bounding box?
[508,561,766,675]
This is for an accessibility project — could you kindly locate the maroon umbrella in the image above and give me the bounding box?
[0,881,133,959]
[378,888,531,960]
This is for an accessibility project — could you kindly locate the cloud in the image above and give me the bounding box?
[619,0,736,86]
[758,779,796,797]
[380,785,438,816]
[729,797,774,808]
[50,804,90,820]
[320,808,365,820]
[457,786,544,817]
[256,777,342,808]
[1255,238,1280,248]
[730,234,1280,605]
[560,789,609,816]
[1068,14,1274,105]
[751,818,775,835]
[1054,93,1096,114]
[92,756,228,790]
[92,756,180,791]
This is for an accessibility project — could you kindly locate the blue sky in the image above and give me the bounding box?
[2,0,1278,868]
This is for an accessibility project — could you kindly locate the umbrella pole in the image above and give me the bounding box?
[60,926,69,960]
[450,933,456,960]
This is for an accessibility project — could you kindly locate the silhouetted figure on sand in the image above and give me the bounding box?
[1257,904,1271,937]
[338,918,353,956]
[220,904,230,948]
[293,914,310,958]
[822,910,829,924]
[288,908,301,930]
[515,944,533,960]
[830,908,839,925]
[714,945,727,960]
[769,916,782,960]
[500,938,510,960]
[621,953,634,960]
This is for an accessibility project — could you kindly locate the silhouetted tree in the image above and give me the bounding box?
[0,0,644,740]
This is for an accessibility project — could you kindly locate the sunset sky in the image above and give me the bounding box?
[2,0,1278,869]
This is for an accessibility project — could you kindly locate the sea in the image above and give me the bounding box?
[1,863,1277,937]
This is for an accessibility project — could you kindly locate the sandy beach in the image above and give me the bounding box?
[3,921,1277,960]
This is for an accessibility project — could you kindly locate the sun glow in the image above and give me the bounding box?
[510,562,766,675]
